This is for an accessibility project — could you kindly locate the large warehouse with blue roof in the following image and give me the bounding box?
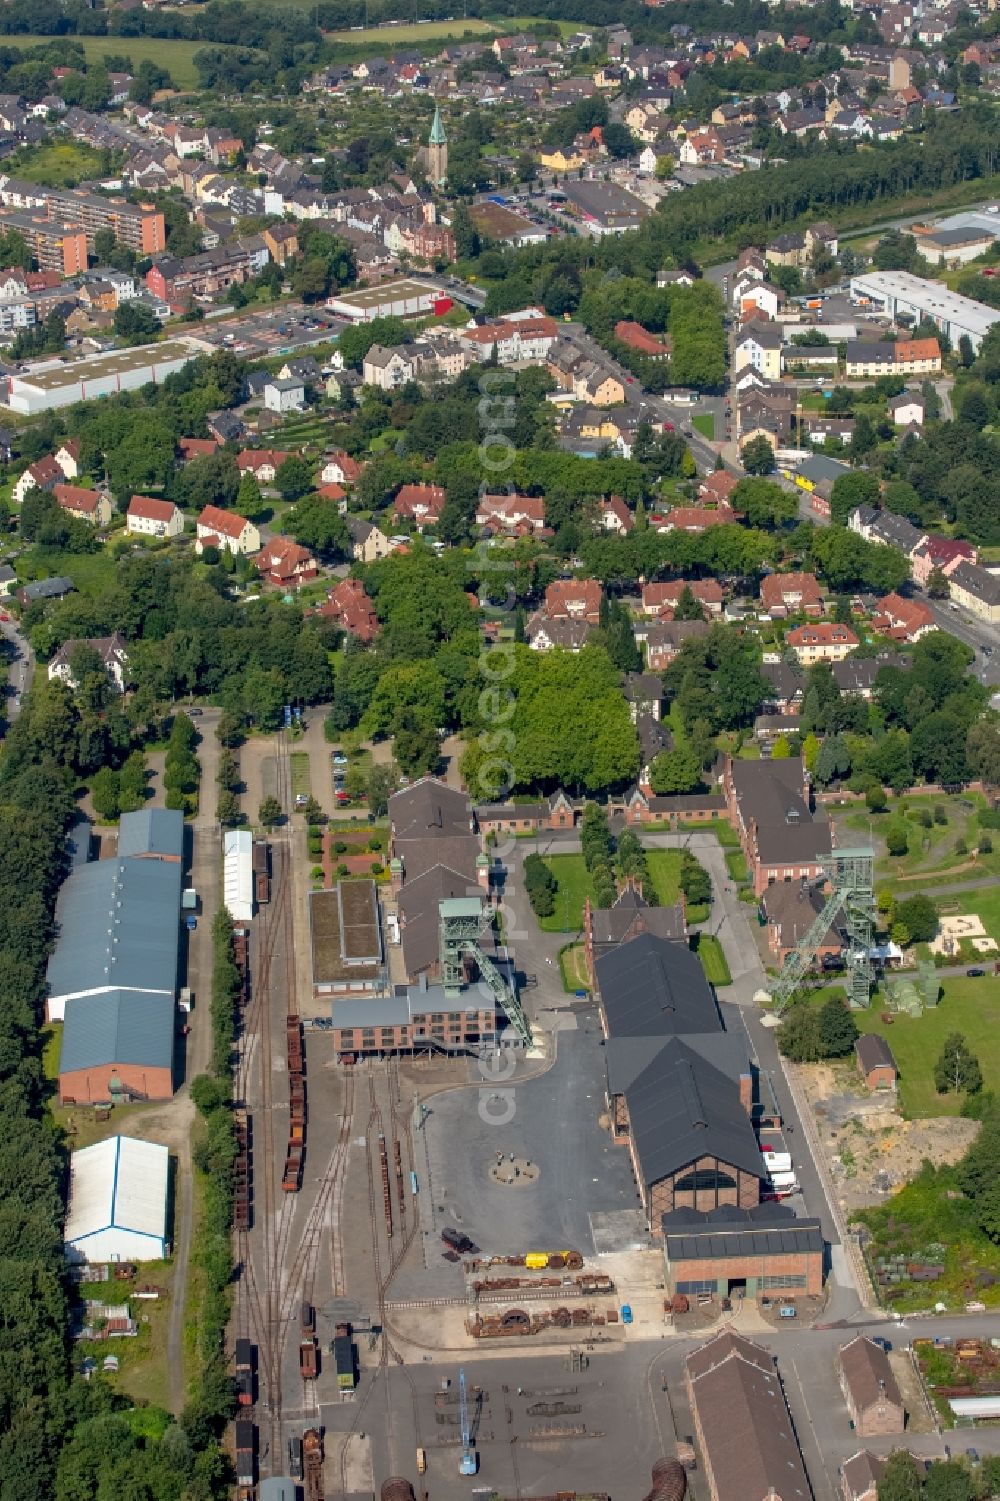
[51,808,184,1105]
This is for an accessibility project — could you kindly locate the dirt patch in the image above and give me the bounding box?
[799,1060,979,1212]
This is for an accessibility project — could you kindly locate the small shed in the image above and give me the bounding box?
[855,1033,897,1091]
[64,1135,170,1263]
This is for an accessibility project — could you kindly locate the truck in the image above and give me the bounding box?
[762,1151,792,1175]
[299,1336,319,1380]
[303,1428,325,1501]
[416,1447,427,1475]
[765,1171,800,1198]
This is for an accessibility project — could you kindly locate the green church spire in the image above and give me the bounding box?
[429,103,447,146]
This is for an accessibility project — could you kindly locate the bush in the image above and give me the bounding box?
[311,865,324,880]
[919,807,933,829]
[886,820,909,857]
[980,833,993,854]
[934,804,948,825]
[865,784,888,813]
[524,851,558,919]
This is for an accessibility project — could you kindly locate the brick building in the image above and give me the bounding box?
[838,1335,906,1435]
[663,1201,824,1300]
[724,756,832,896]
[855,1033,897,1091]
[595,932,765,1229]
[686,1331,812,1501]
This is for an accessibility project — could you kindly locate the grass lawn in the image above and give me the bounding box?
[832,792,993,886]
[696,933,732,986]
[559,943,591,994]
[18,548,118,599]
[290,751,311,800]
[539,853,592,932]
[41,1024,60,1086]
[323,16,499,38]
[856,977,1000,1118]
[0,34,216,89]
[692,412,716,440]
[725,848,749,883]
[645,849,682,905]
[6,141,110,187]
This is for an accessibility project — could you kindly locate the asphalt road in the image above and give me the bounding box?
[0,614,33,724]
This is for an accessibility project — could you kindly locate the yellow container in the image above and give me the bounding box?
[525,1252,549,1270]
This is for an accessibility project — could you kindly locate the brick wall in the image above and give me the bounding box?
[60,1062,173,1104]
[667,1247,824,1297]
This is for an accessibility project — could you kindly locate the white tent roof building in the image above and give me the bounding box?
[64,1135,170,1264]
[223,828,255,923]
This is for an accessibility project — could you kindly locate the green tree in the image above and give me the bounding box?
[451,201,480,260]
[258,795,282,828]
[650,747,702,795]
[113,301,160,345]
[893,893,937,944]
[742,435,775,475]
[367,761,399,818]
[934,1032,982,1095]
[817,996,858,1057]
[885,819,908,856]
[732,477,797,529]
[876,1449,925,1501]
[926,566,949,599]
[830,470,880,527]
[234,472,263,519]
[275,455,312,501]
[777,1001,823,1062]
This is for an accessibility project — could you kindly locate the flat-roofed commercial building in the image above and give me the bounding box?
[663,1202,824,1299]
[5,338,201,413]
[327,277,448,322]
[311,880,384,996]
[850,269,1000,351]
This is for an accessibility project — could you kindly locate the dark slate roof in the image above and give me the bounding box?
[59,988,175,1074]
[624,1040,765,1185]
[855,1033,896,1073]
[595,932,721,1037]
[729,757,831,867]
[662,1201,823,1261]
[590,887,686,949]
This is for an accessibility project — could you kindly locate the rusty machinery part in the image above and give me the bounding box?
[500,1308,531,1331]
[381,1479,416,1501]
[644,1459,687,1501]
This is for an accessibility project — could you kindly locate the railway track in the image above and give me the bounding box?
[338,1059,424,1491]
[234,732,296,1467]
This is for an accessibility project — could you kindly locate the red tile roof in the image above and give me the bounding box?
[544,578,604,620]
[198,504,251,540]
[53,483,101,514]
[129,494,179,522]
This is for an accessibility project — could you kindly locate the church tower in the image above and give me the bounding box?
[427,102,448,188]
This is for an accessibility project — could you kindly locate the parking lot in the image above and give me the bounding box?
[193,301,348,358]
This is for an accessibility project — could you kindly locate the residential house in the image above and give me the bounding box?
[734,321,783,381]
[236,449,290,485]
[598,495,634,534]
[889,390,924,427]
[263,376,305,414]
[641,579,725,616]
[13,453,62,505]
[53,484,111,527]
[525,614,595,652]
[317,577,379,641]
[127,495,185,543]
[636,617,711,671]
[177,437,219,463]
[347,517,391,564]
[910,534,976,585]
[759,571,824,618]
[761,879,843,965]
[54,439,81,478]
[543,578,603,622]
[948,561,1000,623]
[787,622,859,664]
[195,505,261,557]
[255,538,317,587]
[849,504,926,556]
[654,505,738,532]
[474,493,547,537]
[873,591,935,641]
[392,482,445,527]
[48,633,129,692]
[363,342,425,390]
[841,1450,889,1501]
[845,337,941,377]
[319,450,363,487]
[614,320,672,358]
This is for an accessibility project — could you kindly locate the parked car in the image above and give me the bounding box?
[967,968,986,978]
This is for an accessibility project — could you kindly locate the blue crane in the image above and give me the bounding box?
[458,1368,477,1476]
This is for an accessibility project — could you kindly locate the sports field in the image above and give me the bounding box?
[1,35,215,89]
